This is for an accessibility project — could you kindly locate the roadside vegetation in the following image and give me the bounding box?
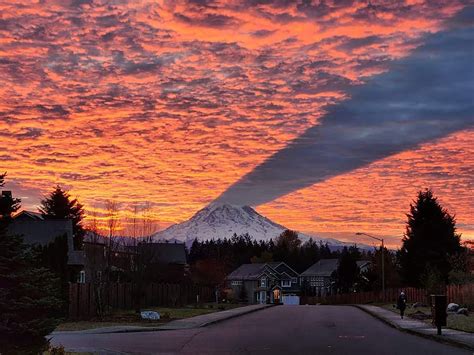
[380,304,474,333]
[56,303,242,331]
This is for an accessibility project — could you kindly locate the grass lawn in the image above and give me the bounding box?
[56,303,242,331]
[380,303,474,333]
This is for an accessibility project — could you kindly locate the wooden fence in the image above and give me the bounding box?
[69,282,214,319]
[301,283,474,306]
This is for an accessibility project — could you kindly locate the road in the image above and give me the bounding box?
[50,305,470,354]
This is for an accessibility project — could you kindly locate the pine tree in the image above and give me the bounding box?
[39,185,85,249]
[398,189,463,287]
[0,175,63,352]
[0,173,21,222]
[335,247,359,293]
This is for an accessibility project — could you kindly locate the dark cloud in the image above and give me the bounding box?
[251,29,275,38]
[174,12,238,28]
[35,104,70,117]
[336,35,385,52]
[14,128,44,140]
[216,8,474,206]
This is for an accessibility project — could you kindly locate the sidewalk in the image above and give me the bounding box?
[356,305,474,351]
[51,304,274,335]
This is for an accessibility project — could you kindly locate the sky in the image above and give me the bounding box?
[1,0,473,248]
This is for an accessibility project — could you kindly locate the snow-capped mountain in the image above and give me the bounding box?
[153,203,369,250]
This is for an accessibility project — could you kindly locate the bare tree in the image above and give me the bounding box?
[126,203,160,313]
[84,207,107,319]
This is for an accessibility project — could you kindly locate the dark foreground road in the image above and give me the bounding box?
[50,305,470,354]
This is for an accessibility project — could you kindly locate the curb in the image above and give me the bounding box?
[51,304,276,336]
[353,305,474,351]
[195,304,276,328]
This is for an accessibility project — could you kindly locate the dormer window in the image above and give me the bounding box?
[260,278,267,287]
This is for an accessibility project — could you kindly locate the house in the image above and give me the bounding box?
[81,233,137,283]
[300,258,338,296]
[301,259,372,296]
[357,260,371,273]
[137,242,188,282]
[7,209,85,280]
[226,262,300,305]
[80,237,188,283]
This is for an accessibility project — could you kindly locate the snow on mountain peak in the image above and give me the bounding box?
[153,203,286,244]
[153,203,370,250]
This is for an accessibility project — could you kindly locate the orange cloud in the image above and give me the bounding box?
[0,1,471,244]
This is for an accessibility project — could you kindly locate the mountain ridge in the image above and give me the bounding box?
[153,203,372,250]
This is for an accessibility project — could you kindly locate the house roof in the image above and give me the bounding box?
[8,211,74,247]
[227,263,270,280]
[141,242,187,265]
[13,210,44,221]
[357,260,371,270]
[268,261,299,277]
[227,262,296,281]
[301,259,339,277]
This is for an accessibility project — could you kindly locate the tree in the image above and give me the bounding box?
[398,189,463,287]
[34,233,69,313]
[39,185,85,250]
[447,245,474,285]
[0,174,63,352]
[334,247,359,293]
[275,229,301,251]
[0,173,21,221]
[126,203,161,313]
[363,247,400,291]
[274,229,301,266]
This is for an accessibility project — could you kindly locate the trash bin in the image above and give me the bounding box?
[431,294,447,335]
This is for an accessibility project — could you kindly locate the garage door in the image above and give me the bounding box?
[282,295,300,305]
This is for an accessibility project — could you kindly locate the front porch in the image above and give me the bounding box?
[254,286,283,304]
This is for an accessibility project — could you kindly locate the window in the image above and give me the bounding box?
[291,277,297,283]
[260,278,267,287]
[78,270,86,284]
[281,280,291,287]
[231,281,242,286]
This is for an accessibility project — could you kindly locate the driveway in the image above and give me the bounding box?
[50,305,470,354]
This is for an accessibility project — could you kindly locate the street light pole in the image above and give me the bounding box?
[356,232,385,299]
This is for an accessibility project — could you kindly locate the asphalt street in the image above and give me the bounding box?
[50,305,471,354]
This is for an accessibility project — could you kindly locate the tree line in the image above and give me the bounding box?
[1,171,472,351]
[188,190,473,294]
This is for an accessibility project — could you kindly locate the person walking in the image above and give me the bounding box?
[397,291,407,319]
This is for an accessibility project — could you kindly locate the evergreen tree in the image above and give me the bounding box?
[0,173,21,222]
[363,247,400,291]
[0,175,63,352]
[275,229,301,251]
[39,185,85,249]
[398,189,463,287]
[335,247,359,293]
[34,233,69,312]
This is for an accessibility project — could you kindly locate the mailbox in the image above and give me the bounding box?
[431,294,447,335]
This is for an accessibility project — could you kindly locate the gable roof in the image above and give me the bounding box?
[227,262,296,281]
[227,263,272,280]
[301,259,339,277]
[13,210,44,221]
[141,242,187,264]
[268,262,299,277]
[8,211,73,247]
[357,260,370,268]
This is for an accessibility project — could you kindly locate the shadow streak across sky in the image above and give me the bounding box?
[216,7,474,206]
